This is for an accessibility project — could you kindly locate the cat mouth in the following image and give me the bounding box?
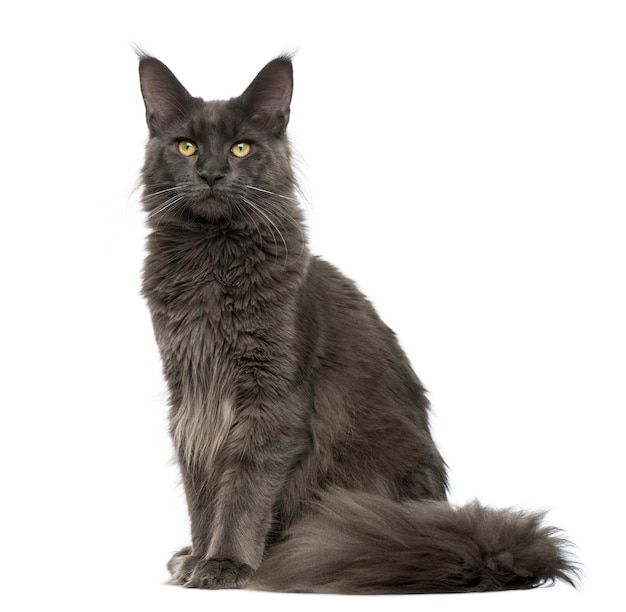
[188,186,224,205]
[185,188,234,220]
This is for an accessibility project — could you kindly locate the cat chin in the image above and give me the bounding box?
[187,198,235,222]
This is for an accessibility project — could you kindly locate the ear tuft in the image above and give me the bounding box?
[138,56,193,135]
[240,57,293,135]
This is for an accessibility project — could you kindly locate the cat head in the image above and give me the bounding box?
[139,55,297,225]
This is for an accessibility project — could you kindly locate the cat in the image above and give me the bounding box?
[138,53,578,593]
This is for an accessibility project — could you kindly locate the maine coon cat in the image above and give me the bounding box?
[138,53,578,593]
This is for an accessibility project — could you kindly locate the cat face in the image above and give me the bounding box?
[139,56,296,224]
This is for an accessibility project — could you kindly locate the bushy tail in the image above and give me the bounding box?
[250,489,579,594]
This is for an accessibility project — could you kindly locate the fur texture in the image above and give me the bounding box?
[138,53,579,594]
[252,490,576,593]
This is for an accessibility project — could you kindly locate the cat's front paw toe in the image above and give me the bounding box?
[167,546,195,584]
[189,558,254,589]
[167,549,253,589]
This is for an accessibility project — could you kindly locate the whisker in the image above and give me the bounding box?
[244,185,299,202]
[233,201,265,249]
[147,194,186,223]
[142,187,182,202]
[241,197,281,255]
[141,182,306,264]
[242,197,288,262]
[243,193,307,261]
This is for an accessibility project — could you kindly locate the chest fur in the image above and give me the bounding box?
[143,230,305,465]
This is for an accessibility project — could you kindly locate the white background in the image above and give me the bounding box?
[1,1,624,610]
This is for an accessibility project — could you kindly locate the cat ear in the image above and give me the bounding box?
[240,57,293,135]
[138,56,193,135]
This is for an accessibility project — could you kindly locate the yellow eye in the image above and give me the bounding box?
[177,140,198,157]
[231,142,251,158]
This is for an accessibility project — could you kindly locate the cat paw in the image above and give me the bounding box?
[167,548,253,589]
[166,546,193,581]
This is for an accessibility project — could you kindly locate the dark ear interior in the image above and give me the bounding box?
[240,56,293,135]
[138,56,193,135]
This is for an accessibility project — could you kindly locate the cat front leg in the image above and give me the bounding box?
[179,400,306,589]
[166,455,221,586]
[167,453,261,590]
[166,462,260,590]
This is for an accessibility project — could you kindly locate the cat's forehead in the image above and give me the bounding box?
[185,99,244,140]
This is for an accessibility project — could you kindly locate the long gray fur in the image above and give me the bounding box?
[138,53,578,593]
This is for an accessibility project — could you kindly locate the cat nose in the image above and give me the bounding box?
[198,170,225,187]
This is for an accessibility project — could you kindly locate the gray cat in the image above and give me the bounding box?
[138,54,578,593]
